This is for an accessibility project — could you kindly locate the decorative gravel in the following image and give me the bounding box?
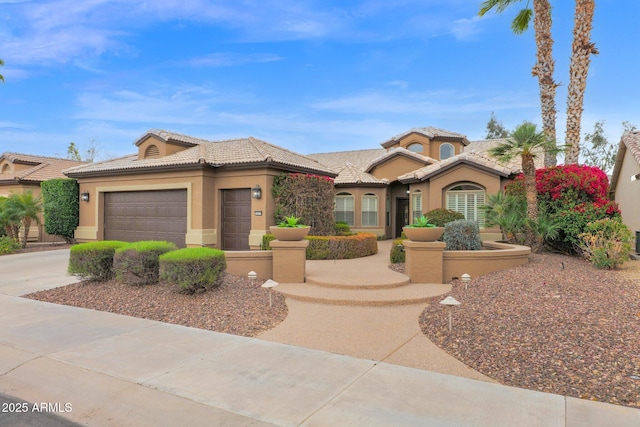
[25,273,288,338]
[415,253,640,408]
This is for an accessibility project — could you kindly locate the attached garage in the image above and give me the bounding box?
[104,190,188,248]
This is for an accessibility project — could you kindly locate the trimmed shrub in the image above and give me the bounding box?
[113,241,177,285]
[0,236,21,255]
[425,208,465,227]
[334,221,352,236]
[41,178,79,244]
[160,247,227,294]
[579,218,633,269]
[306,233,378,259]
[390,238,405,263]
[262,232,377,259]
[68,240,128,281]
[443,220,482,251]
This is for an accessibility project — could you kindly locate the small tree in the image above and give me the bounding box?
[6,191,43,247]
[485,112,509,139]
[0,196,21,239]
[41,179,79,243]
[581,120,616,174]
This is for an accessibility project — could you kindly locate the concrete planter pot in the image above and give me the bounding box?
[269,226,311,241]
[403,226,444,242]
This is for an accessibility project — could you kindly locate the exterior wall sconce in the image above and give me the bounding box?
[81,192,90,202]
[252,185,262,199]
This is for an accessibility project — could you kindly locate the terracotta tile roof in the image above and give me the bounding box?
[307,149,388,185]
[364,147,437,172]
[398,152,516,182]
[621,131,640,165]
[0,152,88,183]
[380,127,470,148]
[609,130,640,195]
[135,129,211,146]
[64,133,335,177]
[464,139,545,172]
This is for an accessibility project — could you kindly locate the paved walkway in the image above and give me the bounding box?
[1,248,639,426]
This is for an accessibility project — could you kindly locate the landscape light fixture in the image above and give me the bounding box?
[261,279,279,308]
[631,174,640,182]
[248,271,257,284]
[81,192,90,202]
[439,295,461,333]
[252,185,262,199]
[461,273,471,290]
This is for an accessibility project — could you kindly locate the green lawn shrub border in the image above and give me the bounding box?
[262,232,378,260]
[0,236,21,255]
[68,240,128,281]
[159,247,227,294]
[113,240,177,285]
[390,238,405,263]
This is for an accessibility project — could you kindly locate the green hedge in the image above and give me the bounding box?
[0,236,21,255]
[425,208,465,227]
[113,241,177,285]
[390,238,405,263]
[41,178,79,244]
[160,247,227,294]
[262,232,378,259]
[68,240,128,281]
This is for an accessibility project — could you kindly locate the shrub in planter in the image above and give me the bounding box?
[390,238,405,263]
[334,221,352,236]
[262,233,276,250]
[443,220,482,251]
[68,240,128,281]
[113,240,177,285]
[159,247,227,294]
[579,218,633,270]
[425,208,465,227]
[0,236,21,255]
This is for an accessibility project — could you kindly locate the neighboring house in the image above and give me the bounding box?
[64,127,534,250]
[0,152,88,242]
[609,130,640,246]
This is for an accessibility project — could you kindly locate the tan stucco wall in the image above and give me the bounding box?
[442,242,530,282]
[369,156,427,182]
[384,133,463,160]
[335,186,386,236]
[75,166,282,250]
[615,149,640,233]
[137,135,191,158]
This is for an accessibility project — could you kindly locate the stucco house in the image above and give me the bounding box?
[64,127,531,249]
[0,152,87,242]
[609,130,640,250]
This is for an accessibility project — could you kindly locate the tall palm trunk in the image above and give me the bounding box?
[20,217,32,248]
[564,0,598,165]
[532,0,558,167]
[521,153,541,250]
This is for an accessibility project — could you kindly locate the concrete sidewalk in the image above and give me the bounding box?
[1,249,639,426]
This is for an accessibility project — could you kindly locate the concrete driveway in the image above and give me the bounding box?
[0,249,79,296]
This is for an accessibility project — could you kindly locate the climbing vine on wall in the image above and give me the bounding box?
[272,173,335,236]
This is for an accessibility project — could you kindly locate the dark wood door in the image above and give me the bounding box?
[222,189,251,250]
[395,198,409,237]
[104,190,188,247]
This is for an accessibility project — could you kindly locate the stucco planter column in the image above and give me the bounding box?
[270,239,309,283]
[404,240,446,284]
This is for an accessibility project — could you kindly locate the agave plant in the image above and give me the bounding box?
[278,215,305,228]
[407,215,437,228]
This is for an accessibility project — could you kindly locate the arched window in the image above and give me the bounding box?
[361,194,378,227]
[335,192,354,226]
[411,190,422,223]
[440,143,454,160]
[446,184,485,227]
[407,143,423,153]
[144,144,161,159]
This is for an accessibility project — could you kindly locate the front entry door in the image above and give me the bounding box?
[222,189,251,250]
[395,198,409,237]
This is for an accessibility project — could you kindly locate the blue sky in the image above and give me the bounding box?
[1,0,638,161]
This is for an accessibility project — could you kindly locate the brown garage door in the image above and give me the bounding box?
[104,190,187,248]
[222,189,251,250]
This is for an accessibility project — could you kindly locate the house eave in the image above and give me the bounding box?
[398,159,512,183]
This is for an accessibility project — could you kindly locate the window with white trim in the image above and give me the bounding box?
[411,190,422,223]
[335,193,354,226]
[361,194,378,227]
[440,143,454,160]
[446,184,485,227]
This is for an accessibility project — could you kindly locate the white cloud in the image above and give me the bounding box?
[186,52,283,67]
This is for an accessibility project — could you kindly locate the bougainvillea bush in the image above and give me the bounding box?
[506,165,620,254]
[272,173,335,236]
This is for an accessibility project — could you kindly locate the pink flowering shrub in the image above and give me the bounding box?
[505,165,620,253]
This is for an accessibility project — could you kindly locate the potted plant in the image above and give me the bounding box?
[403,215,445,242]
[269,216,311,241]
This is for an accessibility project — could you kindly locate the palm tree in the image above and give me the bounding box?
[0,59,4,83]
[564,0,598,164]
[479,0,558,167]
[488,122,558,250]
[7,191,43,248]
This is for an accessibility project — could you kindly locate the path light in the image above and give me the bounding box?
[262,279,279,308]
[461,273,471,290]
[248,271,257,284]
[439,296,461,333]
